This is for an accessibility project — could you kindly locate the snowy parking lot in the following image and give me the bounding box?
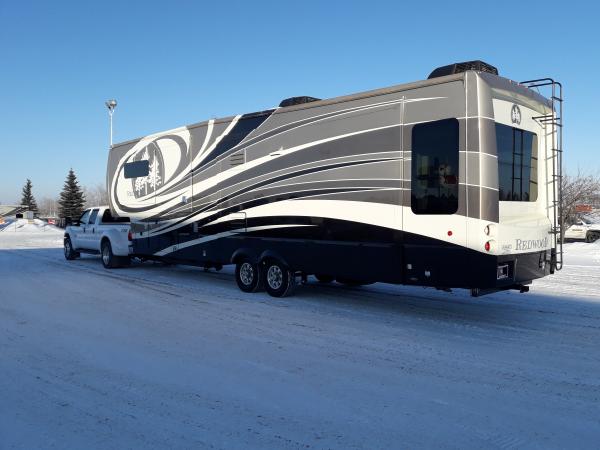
[1,224,600,449]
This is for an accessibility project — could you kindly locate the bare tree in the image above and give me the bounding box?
[38,196,59,217]
[84,183,109,208]
[561,170,600,227]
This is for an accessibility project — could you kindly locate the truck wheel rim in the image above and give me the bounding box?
[102,247,110,265]
[239,262,254,285]
[64,241,70,256]
[267,265,283,290]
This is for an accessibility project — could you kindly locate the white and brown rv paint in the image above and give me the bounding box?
[107,63,561,294]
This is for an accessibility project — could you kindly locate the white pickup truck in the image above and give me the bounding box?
[63,206,132,268]
[563,218,600,243]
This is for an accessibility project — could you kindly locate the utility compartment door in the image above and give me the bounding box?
[401,81,467,286]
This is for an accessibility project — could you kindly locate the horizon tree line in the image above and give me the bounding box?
[16,169,106,221]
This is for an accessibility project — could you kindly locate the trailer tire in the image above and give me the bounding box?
[263,259,295,297]
[235,260,262,293]
[101,239,119,269]
[64,237,79,260]
[315,274,335,283]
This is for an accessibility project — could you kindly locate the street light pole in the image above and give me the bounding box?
[105,99,117,147]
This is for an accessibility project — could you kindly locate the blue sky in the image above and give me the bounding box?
[0,0,597,202]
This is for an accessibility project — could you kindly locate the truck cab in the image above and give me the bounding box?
[64,207,132,268]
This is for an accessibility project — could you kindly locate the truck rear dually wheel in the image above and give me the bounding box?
[101,240,119,269]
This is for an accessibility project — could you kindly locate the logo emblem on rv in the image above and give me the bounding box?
[130,141,166,199]
[511,104,522,125]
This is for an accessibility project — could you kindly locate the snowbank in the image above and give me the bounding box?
[0,218,63,248]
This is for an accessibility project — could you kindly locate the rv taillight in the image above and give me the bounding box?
[128,231,133,241]
[484,241,491,252]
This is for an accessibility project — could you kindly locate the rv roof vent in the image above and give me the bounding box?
[279,96,321,108]
[428,60,498,79]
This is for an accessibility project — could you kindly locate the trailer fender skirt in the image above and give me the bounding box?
[259,249,290,268]
[231,248,259,265]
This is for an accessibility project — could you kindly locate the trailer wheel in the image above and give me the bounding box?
[235,260,262,293]
[101,240,119,269]
[63,237,79,260]
[263,259,295,297]
[315,274,334,283]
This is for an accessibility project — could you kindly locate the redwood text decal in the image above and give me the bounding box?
[515,237,548,251]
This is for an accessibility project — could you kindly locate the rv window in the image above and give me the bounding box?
[496,123,538,202]
[124,160,150,179]
[411,118,459,215]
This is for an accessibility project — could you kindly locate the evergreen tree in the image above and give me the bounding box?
[58,169,86,220]
[20,179,39,214]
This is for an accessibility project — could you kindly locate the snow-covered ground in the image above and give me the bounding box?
[0,219,63,248]
[1,228,599,449]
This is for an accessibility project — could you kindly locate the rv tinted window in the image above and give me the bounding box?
[411,118,459,214]
[124,160,149,179]
[496,123,538,202]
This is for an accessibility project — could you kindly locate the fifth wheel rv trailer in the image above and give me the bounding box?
[106,60,564,297]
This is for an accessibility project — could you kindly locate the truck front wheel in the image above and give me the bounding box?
[64,237,79,260]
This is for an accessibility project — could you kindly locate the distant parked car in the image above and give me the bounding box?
[563,219,600,242]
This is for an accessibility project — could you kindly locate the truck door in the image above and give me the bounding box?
[73,209,91,248]
[86,208,100,250]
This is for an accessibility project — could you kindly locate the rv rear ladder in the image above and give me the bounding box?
[521,78,564,271]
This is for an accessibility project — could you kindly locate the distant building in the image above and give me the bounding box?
[0,205,27,220]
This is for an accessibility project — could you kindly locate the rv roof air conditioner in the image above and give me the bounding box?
[428,60,498,79]
[279,96,321,108]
